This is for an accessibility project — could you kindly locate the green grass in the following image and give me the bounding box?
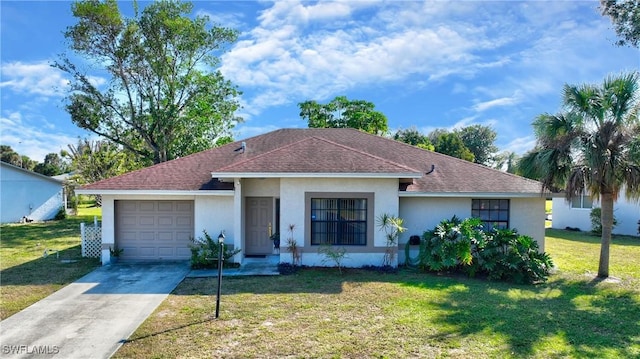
[0,206,102,319]
[113,229,640,359]
[545,228,640,288]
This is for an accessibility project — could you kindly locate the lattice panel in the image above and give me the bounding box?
[81,225,102,258]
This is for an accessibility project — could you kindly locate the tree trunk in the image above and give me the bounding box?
[597,192,614,278]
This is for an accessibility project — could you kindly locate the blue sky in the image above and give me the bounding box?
[1,1,638,162]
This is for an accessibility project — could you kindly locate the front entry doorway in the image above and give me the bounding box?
[245,197,276,255]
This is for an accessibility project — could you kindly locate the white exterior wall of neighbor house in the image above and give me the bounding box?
[100,193,234,264]
[279,177,399,267]
[552,197,640,237]
[0,164,63,223]
[398,196,546,264]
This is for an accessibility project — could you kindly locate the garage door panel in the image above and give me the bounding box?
[158,216,174,226]
[119,202,137,211]
[139,202,156,211]
[176,202,192,212]
[157,247,174,257]
[176,231,192,241]
[120,217,137,226]
[120,231,137,241]
[175,216,191,227]
[157,231,173,241]
[158,202,175,211]
[138,247,156,257]
[176,247,191,258]
[116,200,193,261]
[139,216,156,226]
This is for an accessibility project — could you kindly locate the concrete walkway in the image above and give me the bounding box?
[0,262,190,359]
[188,255,280,278]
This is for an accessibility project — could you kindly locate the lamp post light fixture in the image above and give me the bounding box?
[215,231,225,319]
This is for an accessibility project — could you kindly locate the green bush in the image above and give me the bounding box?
[477,228,553,284]
[419,216,484,271]
[415,217,554,284]
[189,230,241,269]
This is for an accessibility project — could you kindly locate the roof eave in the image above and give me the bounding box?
[75,189,234,196]
[213,172,423,179]
[399,191,552,198]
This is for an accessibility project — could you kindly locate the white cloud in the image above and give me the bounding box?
[220,1,513,116]
[0,61,69,97]
[501,135,537,155]
[473,91,523,112]
[0,111,79,162]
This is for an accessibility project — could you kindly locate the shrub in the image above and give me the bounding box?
[478,228,553,284]
[419,216,485,272]
[189,230,241,269]
[590,207,617,235]
[416,217,554,284]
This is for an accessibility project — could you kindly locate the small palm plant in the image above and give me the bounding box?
[377,213,406,267]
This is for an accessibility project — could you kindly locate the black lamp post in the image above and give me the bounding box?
[215,231,225,319]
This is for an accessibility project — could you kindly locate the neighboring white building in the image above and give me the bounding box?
[552,193,640,237]
[0,162,64,223]
[77,128,548,266]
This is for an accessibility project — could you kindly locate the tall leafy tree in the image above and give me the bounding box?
[66,139,141,185]
[520,72,640,278]
[34,153,71,176]
[299,96,389,135]
[392,127,434,150]
[55,0,242,164]
[456,125,499,166]
[433,132,475,162]
[0,145,22,167]
[0,145,36,170]
[600,0,640,47]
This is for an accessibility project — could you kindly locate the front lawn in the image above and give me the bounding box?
[0,207,101,319]
[114,229,640,358]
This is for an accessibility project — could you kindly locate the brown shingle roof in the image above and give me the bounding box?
[79,128,543,194]
[214,136,421,175]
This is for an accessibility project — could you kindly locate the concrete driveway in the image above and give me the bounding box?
[0,262,190,358]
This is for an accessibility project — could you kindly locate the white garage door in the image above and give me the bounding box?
[115,200,194,261]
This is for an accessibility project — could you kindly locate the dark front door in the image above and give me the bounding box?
[245,197,273,255]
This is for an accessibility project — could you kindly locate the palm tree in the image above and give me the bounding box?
[520,72,640,278]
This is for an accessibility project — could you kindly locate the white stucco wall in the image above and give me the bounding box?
[279,177,399,267]
[552,197,640,237]
[0,164,63,223]
[510,197,546,252]
[398,196,546,264]
[194,196,235,242]
[399,197,471,243]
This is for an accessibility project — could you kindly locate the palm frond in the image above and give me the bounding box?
[602,72,640,123]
